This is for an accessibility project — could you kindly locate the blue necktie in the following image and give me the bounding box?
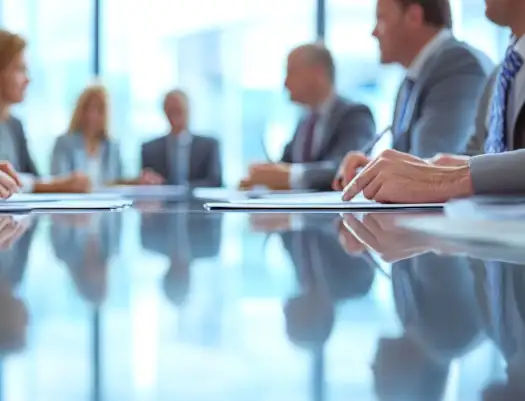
[485,48,524,153]
[394,77,415,137]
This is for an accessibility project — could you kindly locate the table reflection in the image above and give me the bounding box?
[50,212,121,305]
[141,207,223,307]
[478,262,525,400]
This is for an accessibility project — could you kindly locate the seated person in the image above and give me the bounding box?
[141,89,222,188]
[51,84,162,188]
[333,0,493,191]
[241,43,375,191]
[0,29,94,193]
[341,0,525,204]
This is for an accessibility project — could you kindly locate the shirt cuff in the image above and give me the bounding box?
[289,164,306,190]
[18,173,35,193]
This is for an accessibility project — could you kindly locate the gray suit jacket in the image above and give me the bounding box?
[393,37,494,157]
[141,134,222,188]
[463,69,498,156]
[50,133,123,182]
[281,96,375,191]
[470,65,525,194]
[5,116,39,176]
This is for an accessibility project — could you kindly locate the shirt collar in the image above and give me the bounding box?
[311,92,337,117]
[406,29,453,80]
[513,35,525,59]
[168,130,192,146]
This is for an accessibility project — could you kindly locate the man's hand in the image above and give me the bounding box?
[429,153,471,167]
[339,213,459,263]
[138,168,165,185]
[342,149,474,203]
[332,152,370,191]
[242,163,291,190]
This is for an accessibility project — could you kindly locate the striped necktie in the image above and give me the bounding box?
[394,77,415,137]
[485,47,524,153]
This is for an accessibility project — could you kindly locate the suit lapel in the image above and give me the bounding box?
[316,98,346,158]
[509,66,525,150]
[393,37,457,151]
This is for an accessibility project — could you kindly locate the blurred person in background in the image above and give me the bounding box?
[51,84,163,188]
[0,29,95,193]
[333,0,493,191]
[141,89,222,188]
[241,43,375,191]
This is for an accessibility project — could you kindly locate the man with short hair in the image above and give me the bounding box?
[241,43,375,191]
[142,89,222,188]
[341,0,525,203]
[334,0,493,191]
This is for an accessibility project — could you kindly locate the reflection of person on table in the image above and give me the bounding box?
[0,29,94,194]
[476,263,525,400]
[51,84,163,188]
[140,211,222,307]
[373,253,484,401]
[51,213,121,305]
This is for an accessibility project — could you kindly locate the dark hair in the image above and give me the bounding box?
[396,0,453,29]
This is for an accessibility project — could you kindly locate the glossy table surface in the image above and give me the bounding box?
[0,198,523,400]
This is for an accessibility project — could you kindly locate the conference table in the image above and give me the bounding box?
[0,195,522,400]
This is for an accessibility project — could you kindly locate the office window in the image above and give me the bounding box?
[101,0,316,183]
[0,0,94,175]
[326,0,507,139]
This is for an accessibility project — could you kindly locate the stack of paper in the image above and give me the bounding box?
[97,185,187,199]
[0,193,132,212]
[204,191,445,211]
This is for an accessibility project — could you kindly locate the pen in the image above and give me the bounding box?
[334,125,393,190]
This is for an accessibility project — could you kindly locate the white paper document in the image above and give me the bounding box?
[7,193,125,203]
[97,185,187,199]
[192,188,315,202]
[204,192,444,211]
[0,199,132,211]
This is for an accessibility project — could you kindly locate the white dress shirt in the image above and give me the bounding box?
[406,29,454,80]
[167,131,193,186]
[86,154,103,188]
[289,94,337,189]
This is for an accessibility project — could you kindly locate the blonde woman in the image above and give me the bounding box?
[51,84,123,187]
[52,84,163,187]
[0,29,90,194]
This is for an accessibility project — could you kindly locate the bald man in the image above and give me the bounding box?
[141,90,222,188]
[241,43,375,191]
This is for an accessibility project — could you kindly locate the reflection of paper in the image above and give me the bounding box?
[398,216,525,248]
[445,197,525,219]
